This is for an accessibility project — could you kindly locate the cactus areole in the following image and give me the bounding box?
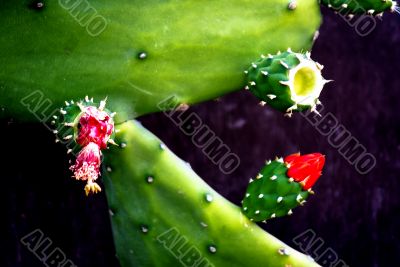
[53,97,117,196]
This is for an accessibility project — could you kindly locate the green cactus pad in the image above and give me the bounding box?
[0,0,321,121]
[242,159,311,222]
[245,50,327,115]
[320,0,397,15]
[102,120,319,267]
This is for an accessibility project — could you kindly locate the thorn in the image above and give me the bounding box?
[110,112,117,118]
[249,178,254,183]
[250,81,256,86]
[270,175,277,181]
[296,194,303,203]
[99,97,107,111]
[276,157,284,163]
[85,96,90,102]
[53,130,58,134]
[279,80,290,86]
[261,54,266,59]
[60,109,67,115]
[265,159,272,165]
[65,101,70,106]
[277,196,283,203]
[288,177,294,182]
[261,70,269,76]
[67,149,73,154]
[258,194,264,198]
[288,209,293,215]
[280,60,289,69]
[256,173,263,179]
[244,86,250,90]
[308,188,315,195]
[77,102,85,112]
[268,54,273,59]
[55,139,60,143]
[64,122,75,127]
[255,210,260,214]
[244,70,249,74]
[270,213,276,218]
[367,9,375,15]
[52,115,58,120]
[252,63,257,69]
[341,3,348,8]
[287,47,292,53]
[108,139,119,146]
[50,120,55,125]
[259,101,266,106]
[246,193,250,198]
[266,94,276,100]
[243,207,248,211]
[63,135,73,140]
[316,62,324,70]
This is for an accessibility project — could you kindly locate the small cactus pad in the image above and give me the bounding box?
[320,0,398,16]
[245,50,328,116]
[242,153,325,222]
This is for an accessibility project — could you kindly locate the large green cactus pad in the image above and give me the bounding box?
[102,120,319,267]
[0,0,320,121]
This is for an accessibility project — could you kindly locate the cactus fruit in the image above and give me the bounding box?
[102,120,320,267]
[320,0,398,16]
[52,98,117,195]
[242,153,325,222]
[245,50,329,116]
[0,0,321,121]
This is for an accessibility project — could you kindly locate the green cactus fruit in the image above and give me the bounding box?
[102,120,320,267]
[242,153,325,222]
[0,0,321,121]
[245,50,329,116]
[320,0,398,16]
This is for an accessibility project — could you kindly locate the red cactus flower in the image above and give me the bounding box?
[70,142,102,196]
[284,152,325,190]
[76,106,114,149]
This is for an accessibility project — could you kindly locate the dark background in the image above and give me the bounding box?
[2,7,399,267]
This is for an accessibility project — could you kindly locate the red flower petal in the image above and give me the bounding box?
[284,153,325,190]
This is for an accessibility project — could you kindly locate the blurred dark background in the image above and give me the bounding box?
[1,7,400,267]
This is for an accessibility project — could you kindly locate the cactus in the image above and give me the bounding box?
[242,153,325,222]
[0,0,320,121]
[0,0,345,266]
[245,50,328,115]
[101,119,320,267]
[320,0,398,16]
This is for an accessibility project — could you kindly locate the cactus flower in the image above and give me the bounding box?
[284,153,325,190]
[76,105,114,149]
[70,142,102,196]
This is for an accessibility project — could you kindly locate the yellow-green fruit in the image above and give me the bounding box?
[245,50,328,116]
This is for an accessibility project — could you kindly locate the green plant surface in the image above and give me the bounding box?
[0,0,320,121]
[102,120,320,267]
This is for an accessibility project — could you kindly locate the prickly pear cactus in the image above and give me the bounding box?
[245,50,328,116]
[242,153,325,222]
[0,0,321,121]
[102,120,320,267]
[320,0,398,16]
